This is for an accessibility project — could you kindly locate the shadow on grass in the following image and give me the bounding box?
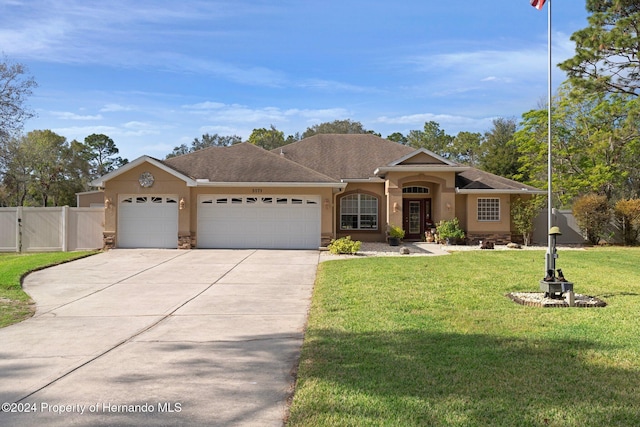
[291,328,640,426]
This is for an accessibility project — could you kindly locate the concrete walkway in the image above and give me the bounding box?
[0,249,319,426]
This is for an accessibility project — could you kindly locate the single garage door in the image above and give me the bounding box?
[118,195,179,248]
[198,195,321,249]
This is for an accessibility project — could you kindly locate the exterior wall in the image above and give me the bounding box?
[464,193,513,244]
[77,191,105,208]
[454,194,468,231]
[189,186,334,247]
[335,182,386,242]
[385,172,458,241]
[335,172,460,243]
[103,163,191,249]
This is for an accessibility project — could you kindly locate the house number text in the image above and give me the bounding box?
[252,188,263,193]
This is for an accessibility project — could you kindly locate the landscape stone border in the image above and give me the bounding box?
[507,292,607,308]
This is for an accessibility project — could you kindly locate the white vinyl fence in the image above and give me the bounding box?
[0,207,104,252]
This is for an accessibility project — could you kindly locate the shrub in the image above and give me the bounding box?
[572,193,611,244]
[328,236,362,255]
[614,198,640,245]
[436,217,465,243]
[388,225,405,239]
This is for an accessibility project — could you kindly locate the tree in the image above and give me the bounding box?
[405,121,454,156]
[0,136,32,206]
[248,125,286,150]
[24,130,70,206]
[559,0,640,97]
[515,84,640,205]
[301,119,371,138]
[82,133,127,179]
[451,131,484,166]
[0,55,37,141]
[386,132,408,145]
[285,132,302,144]
[166,133,241,158]
[511,195,545,246]
[2,130,87,207]
[480,118,520,179]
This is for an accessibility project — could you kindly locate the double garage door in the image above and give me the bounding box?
[117,194,321,249]
[197,195,321,249]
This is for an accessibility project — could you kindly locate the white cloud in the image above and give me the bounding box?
[401,31,575,97]
[182,101,226,110]
[100,104,135,112]
[50,111,103,120]
[181,102,351,126]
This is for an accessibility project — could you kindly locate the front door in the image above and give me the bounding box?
[402,199,431,240]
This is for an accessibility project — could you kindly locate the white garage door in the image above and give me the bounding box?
[118,195,179,248]
[198,195,321,249]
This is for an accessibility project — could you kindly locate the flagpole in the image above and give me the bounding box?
[545,0,553,273]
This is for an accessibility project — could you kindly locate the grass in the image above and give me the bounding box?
[287,247,640,427]
[0,251,97,328]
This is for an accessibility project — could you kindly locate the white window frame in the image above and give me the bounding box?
[340,193,378,230]
[477,198,500,221]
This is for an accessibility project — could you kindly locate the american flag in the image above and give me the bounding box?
[530,0,546,10]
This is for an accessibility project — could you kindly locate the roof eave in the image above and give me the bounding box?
[90,156,198,188]
[193,181,342,188]
[455,188,547,194]
[340,177,386,183]
[374,166,471,175]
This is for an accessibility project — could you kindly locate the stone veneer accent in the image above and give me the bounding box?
[178,233,194,250]
[321,234,333,248]
[103,232,116,250]
[466,233,513,246]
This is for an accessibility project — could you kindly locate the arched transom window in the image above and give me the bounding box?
[340,193,378,230]
[402,186,430,194]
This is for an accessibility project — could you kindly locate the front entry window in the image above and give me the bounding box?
[408,201,421,234]
[340,194,378,230]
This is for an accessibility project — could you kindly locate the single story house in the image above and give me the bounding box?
[85,134,544,249]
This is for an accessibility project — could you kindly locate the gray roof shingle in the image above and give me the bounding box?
[456,168,542,192]
[157,134,541,193]
[272,134,415,179]
[163,142,337,183]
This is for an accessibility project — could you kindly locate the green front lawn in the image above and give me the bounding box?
[0,251,97,328]
[288,248,640,427]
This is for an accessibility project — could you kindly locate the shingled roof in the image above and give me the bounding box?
[163,142,337,183]
[273,134,415,179]
[456,168,543,192]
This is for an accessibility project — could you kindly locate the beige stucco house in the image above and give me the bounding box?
[86,134,543,249]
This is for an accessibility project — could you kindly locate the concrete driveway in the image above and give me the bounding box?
[0,249,319,426]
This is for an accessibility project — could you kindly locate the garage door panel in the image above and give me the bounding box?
[198,195,320,249]
[118,196,178,248]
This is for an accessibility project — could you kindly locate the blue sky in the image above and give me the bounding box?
[2,0,589,160]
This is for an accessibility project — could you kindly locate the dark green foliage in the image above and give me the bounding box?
[480,117,520,180]
[559,0,640,96]
[166,133,242,158]
[302,119,373,139]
